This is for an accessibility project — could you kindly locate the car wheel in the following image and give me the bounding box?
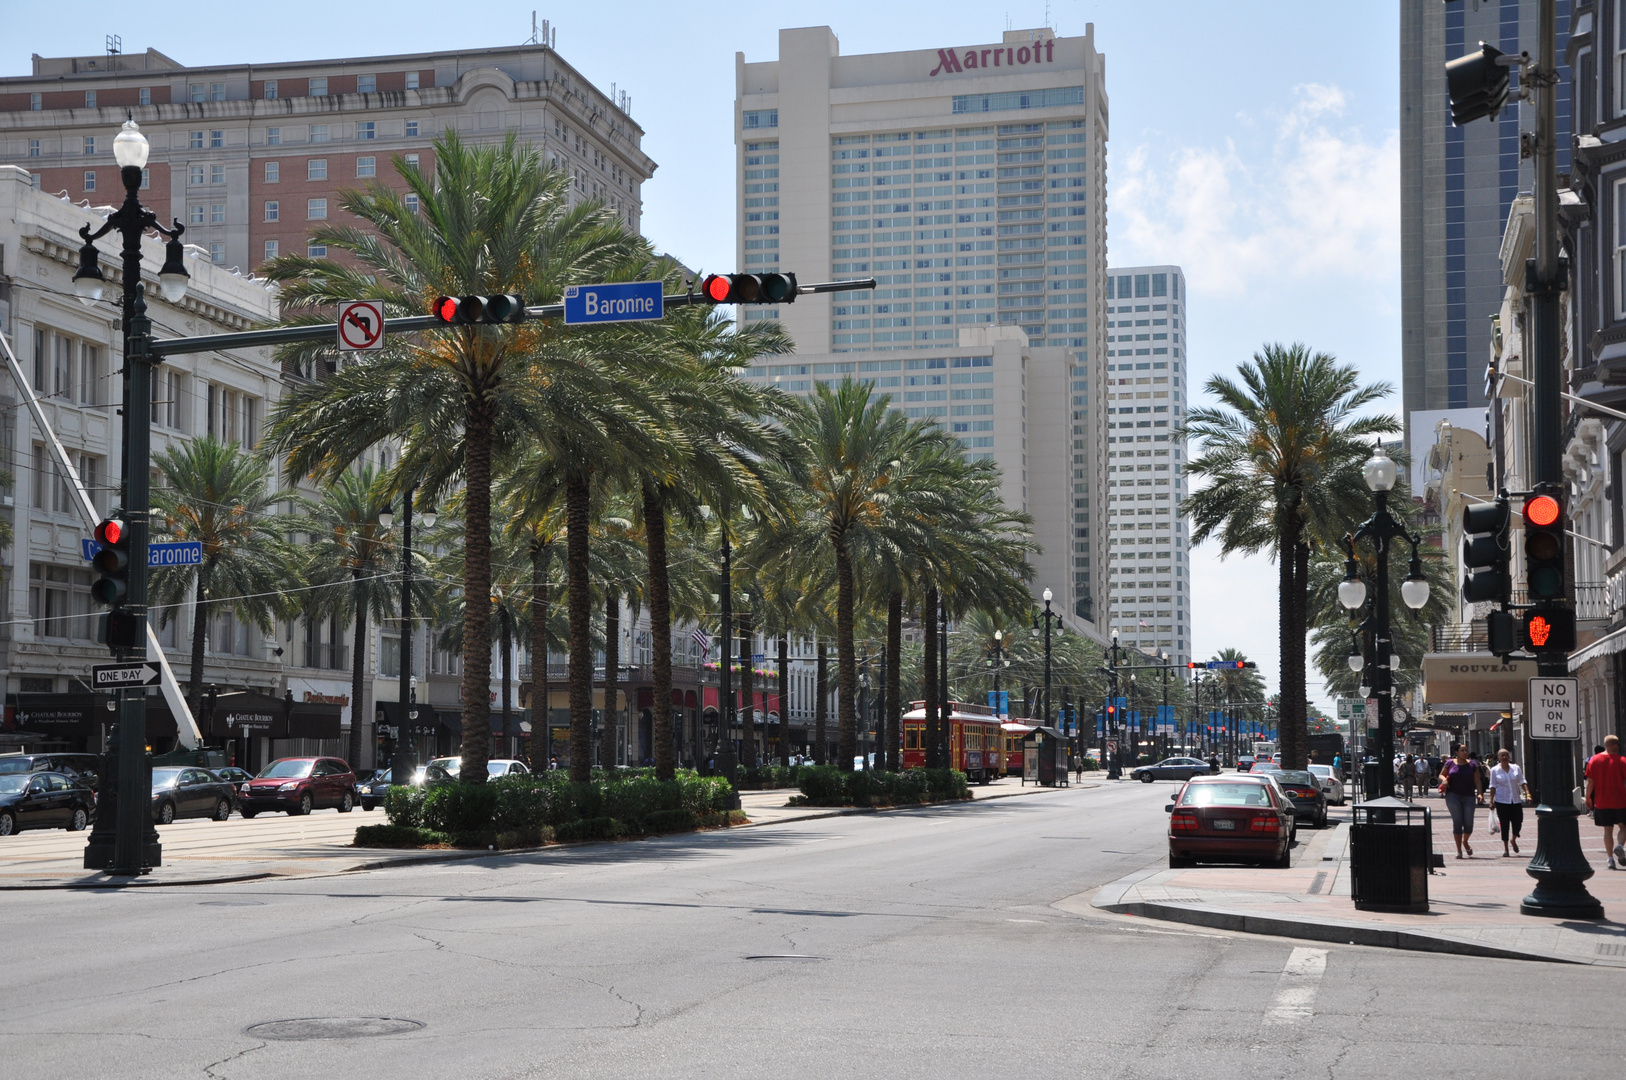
[339,791,354,813]
[157,800,175,825]
[294,792,312,816]
[1139,772,1153,783]
[1317,808,1328,829]
[241,810,258,819]
[213,798,232,822]
[1271,845,1293,869]
[67,806,89,832]
[0,811,14,836]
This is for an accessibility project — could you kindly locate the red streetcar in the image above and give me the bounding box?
[900,700,1009,784]
[1000,721,1035,775]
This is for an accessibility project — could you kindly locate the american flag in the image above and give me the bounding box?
[1139,619,1151,628]
[691,628,710,657]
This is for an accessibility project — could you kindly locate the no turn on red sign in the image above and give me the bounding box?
[1528,677,1578,739]
[337,301,385,351]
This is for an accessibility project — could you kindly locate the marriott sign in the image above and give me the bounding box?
[930,38,1056,77]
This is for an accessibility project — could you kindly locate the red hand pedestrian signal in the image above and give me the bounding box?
[1527,615,1552,648]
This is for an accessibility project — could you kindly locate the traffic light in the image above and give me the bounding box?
[1522,606,1575,654]
[1445,43,1510,125]
[1486,610,1518,655]
[699,273,799,305]
[90,518,130,606]
[1522,491,1565,602]
[429,294,527,325]
[1461,494,1512,604]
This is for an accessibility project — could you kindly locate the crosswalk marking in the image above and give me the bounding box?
[1262,947,1327,1025]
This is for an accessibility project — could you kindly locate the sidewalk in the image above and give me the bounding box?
[1090,795,1626,967]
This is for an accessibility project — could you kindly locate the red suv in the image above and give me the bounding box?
[238,757,356,817]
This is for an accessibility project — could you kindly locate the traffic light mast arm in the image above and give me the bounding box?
[150,278,880,358]
[1496,368,1626,424]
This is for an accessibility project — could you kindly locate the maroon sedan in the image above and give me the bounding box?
[1166,774,1295,869]
[238,757,356,817]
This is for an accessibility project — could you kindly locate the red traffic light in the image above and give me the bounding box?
[699,273,798,305]
[430,295,526,325]
[433,296,460,322]
[1524,494,1560,527]
[704,275,733,303]
[94,518,124,546]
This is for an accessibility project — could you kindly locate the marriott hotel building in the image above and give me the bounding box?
[733,25,1110,634]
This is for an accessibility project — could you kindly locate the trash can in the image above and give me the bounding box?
[1349,796,1430,913]
[1362,761,1380,802]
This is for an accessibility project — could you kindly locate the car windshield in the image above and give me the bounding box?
[1250,762,1282,773]
[1309,765,1332,777]
[1277,770,1317,786]
[258,760,313,779]
[371,770,391,785]
[1180,782,1273,807]
[151,768,182,788]
[0,775,28,793]
[0,758,36,774]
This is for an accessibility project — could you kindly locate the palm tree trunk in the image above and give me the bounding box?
[460,398,495,785]
[835,538,857,772]
[923,588,939,769]
[187,569,211,720]
[777,631,790,768]
[739,611,756,768]
[566,471,592,782]
[529,542,550,771]
[347,576,367,771]
[641,483,676,781]
[886,591,902,771]
[815,641,828,765]
[603,590,620,770]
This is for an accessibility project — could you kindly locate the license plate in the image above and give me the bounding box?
[1213,819,1236,830]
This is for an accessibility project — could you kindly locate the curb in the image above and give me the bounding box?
[1,871,278,891]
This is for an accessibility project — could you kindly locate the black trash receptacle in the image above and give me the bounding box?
[1362,761,1380,801]
[1349,796,1430,913]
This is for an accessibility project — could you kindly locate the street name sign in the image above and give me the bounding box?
[92,662,160,689]
[562,282,663,325]
[1527,676,1578,739]
[337,301,385,351]
[82,539,204,567]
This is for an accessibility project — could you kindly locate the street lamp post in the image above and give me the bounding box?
[1032,588,1062,728]
[380,491,432,790]
[700,504,735,780]
[1337,445,1430,799]
[1104,628,1123,779]
[987,629,1009,718]
[76,120,189,875]
[1158,650,1171,759]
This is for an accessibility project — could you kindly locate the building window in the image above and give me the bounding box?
[189,84,205,103]
[308,198,327,220]
[140,168,149,189]
[189,165,205,185]
[264,200,279,221]
[266,127,280,146]
[404,152,420,171]
[406,71,420,90]
[356,156,375,178]
[189,130,204,150]
[1617,177,1626,317]
[83,136,95,155]
[189,204,205,225]
[210,163,224,184]
[210,203,226,224]
[27,139,39,157]
[264,239,279,262]
[309,77,328,97]
[209,241,225,263]
[404,193,419,214]
[83,171,95,191]
[30,93,41,110]
[29,173,40,189]
[85,91,97,109]
[405,120,419,138]
[210,129,223,149]
[151,368,186,431]
[210,82,225,101]
[309,124,329,144]
[139,87,151,106]
[308,159,327,180]
[206,384,258,445]
[29,564,94,641]
[357,121,376,141]
[357,74,376,94]
[264,80,278,100]
[743,109,778,129]
[308,243,327,258]
[264,161,279,183]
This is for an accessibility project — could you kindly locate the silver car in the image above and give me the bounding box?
[1308,764,1346,805]
[1131,757,1216,783]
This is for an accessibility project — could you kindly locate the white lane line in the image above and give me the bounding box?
[1262,947,1327,1025]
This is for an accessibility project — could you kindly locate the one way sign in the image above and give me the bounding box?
[91,663,161,690]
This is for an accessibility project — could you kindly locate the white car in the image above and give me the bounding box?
[1308,764,1346,806]
[417,758,531,784]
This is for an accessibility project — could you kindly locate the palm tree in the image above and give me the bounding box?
[149,437,297,717]
[262,132,646,784]
[1183,344,1396,770]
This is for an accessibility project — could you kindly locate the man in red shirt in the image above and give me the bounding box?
[1584,734,1626,870]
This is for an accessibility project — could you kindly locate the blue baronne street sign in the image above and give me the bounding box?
[83,538,203,567]
[562,281,663,325]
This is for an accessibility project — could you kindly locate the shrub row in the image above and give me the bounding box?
[797,765,970,808]
[733,765,805,790]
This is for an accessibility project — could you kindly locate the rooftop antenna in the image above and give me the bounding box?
[528,11,538,44]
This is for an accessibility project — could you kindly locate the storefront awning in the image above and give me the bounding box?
[1421,653,1539,708]
[1569,623,1626,671]
[375,700,454,740]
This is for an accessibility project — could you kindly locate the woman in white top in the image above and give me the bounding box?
[1488,748,1530,856]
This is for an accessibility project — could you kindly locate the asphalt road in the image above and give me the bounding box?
[2,780,1619,1079]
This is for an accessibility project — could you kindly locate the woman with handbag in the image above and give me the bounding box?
[1440,744,1485,858]
[1487,748,1530,856]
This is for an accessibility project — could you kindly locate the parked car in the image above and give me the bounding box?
[0,771,94,835]
[418,758,532,784]
[1248,761,1282,776]
[1131,757,1214,783]
[238,757,356,817]
[0,752,103,791]
[213,766,253,785]
[1308,764,1346,806]
[151,766,237,824]
[1165,774,1295,868]
[1236,755,1255,773]
[1272,768,1329,828]
[358,769,394,811]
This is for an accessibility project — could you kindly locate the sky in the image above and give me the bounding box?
[2,2,1404,712]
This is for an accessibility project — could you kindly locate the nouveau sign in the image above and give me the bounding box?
[930,38,1056,77]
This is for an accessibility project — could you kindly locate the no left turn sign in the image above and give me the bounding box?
[337,300,385,351]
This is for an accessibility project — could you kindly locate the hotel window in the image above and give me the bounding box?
[83,136,95,155]
[356,155,376,177]
[308,159,327,180]
[357,121,376,141]
[308,242,327,258]
[189,83,206,103]
[358,74,376,94]
[263,239,279,261]
[309,124,329,143]
[27,139,39,157]
[264,80,278,100]
[264,200,279,221]
[30,93,41,110]
[210,129,223,149]
[308,198,327,220]
[266,127,280,146]
[206,384,258,446]
[189,204,205,225]
[406,71,420,90]
[190,130,205,150]
[139,87,150,106]
[1617,178,1626,316]
[140,169,149,189]
[210,82,225,101]
[405,120,419,137]
[83,171,95,191]
[309,77,328,96]
[85,90,97,109]
[404,193,420,214]
[743,109,778,129]
[151,368,186,430]
[264,161,279,182]
[29,173,40,189]
[209,241,225,263]
[404,152,420,171]
[30,564,94,641]
[210,164,224,184]
[210,203,226,224]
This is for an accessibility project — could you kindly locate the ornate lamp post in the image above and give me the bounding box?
[986,629,1010,718]
[1103,627,1124,779]
[1032,588,1062,727]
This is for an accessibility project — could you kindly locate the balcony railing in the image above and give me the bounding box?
[1510,584,1610,623]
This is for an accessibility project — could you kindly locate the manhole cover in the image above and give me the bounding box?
[246,1017,424,1041]
[198,900,264,907]
[744,954,827,962]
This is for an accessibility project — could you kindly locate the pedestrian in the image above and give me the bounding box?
[1487,748,1529,856]
[1401,754,1418,800]
[1439,744,1484,858]
[1583,734,1626,870]
[1209,753,1220,775]
[548,755,559,771]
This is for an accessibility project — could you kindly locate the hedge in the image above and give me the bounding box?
[797,765,971,808]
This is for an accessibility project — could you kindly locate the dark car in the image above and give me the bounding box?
[1272,768,1329,828]
[151,766,237,824]
[0,752,103,791]
[214,767,253,786]
[1236,755,1255,773]
[0,771,94,835]
[358,768,393,811]
[238,757,356,817]
[1165,774,1295,868]
[1131,757,1214,783]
